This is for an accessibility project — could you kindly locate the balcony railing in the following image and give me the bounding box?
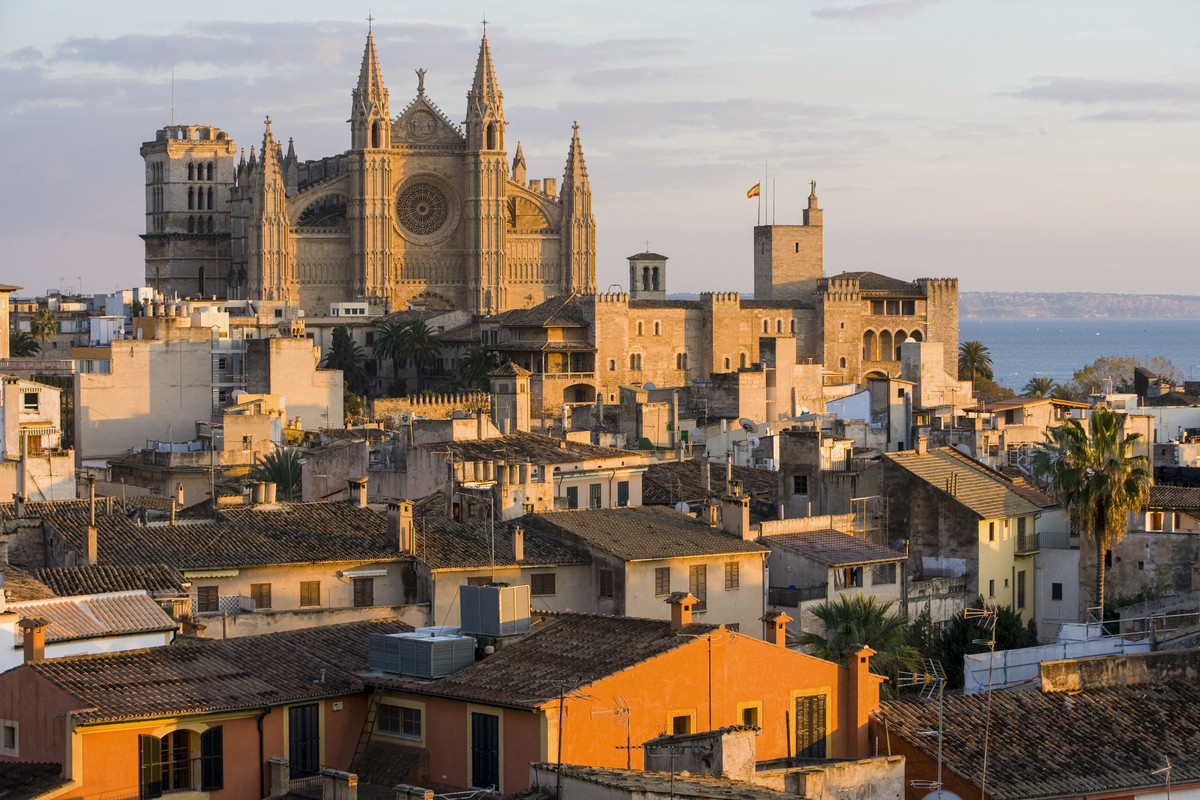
[1015,532,1039,555]
[768,584,828,607]
[192,594,255,616]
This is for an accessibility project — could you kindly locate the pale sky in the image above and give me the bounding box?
[2,0,1198,299]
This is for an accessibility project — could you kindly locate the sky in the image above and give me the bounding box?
[2,0,1198,299]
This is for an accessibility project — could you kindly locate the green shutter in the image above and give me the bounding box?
[200,726,223,791]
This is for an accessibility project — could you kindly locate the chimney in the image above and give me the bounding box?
[88,475,96,525]
[842,644,876,758]
[12,493,24,519]
[264,482,277,504]
[915,434,928,455]
[175,482,185,506]
[348,477,368,508]
[19,617,47,663]
[720,491,753,540]
[86,524,98,566]
[252,481,266,505]
[389,500,415,552]
[512,526,524,561]
[761,610,792,647]
[665,591,697,631]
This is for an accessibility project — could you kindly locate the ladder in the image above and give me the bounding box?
[350,686,383,771]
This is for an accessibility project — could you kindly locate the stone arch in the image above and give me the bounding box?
[879,330,893,361]
[406,291,456,311]
[294,191,349,228]
[910,330,923,342]
[564,383,596,403]
[862,330,877,361]
[894,330,909,360]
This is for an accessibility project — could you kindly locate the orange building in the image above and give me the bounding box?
[0,619,409,800]
[369,597,883,795]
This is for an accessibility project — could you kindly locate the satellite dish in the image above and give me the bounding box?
[955,444,972,456]
[691,428,702,439]
[643,382,656,390]
[921,792,963,800]
[739,418,757,434]
[748,436,761,448]
[674,501,690,514]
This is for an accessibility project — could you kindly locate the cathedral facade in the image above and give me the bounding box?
[141,33,596,316]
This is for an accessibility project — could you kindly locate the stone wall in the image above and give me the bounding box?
[371,393,490,423]
[1039,647,1200,692]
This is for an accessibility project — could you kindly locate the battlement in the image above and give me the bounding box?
[822,278,861,303]
[702,291,741,304]
[593,292,629,304]
[916,277,959,291]
[372,393,490,422]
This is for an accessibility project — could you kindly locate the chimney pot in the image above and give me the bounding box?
[86,525,98,566]
[665,591,697,631]
[513,526,524,561]
[19,617,48,663]
[761,610,792,647]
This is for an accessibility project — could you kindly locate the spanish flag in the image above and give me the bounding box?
[747,183,761,199]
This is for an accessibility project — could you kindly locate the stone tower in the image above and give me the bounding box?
[752,183,823,302]
[349,30,393,301]
[560,123,596,297]
[628,252,668,301]
[465,34,508,315]
[490,361,531,434]
[140,125,237,298]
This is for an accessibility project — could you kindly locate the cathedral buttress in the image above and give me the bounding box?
[349,31,393,301]
[560,122,596,296]
[465,33,508,315]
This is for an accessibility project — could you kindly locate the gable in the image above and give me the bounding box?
[393,98,462,145]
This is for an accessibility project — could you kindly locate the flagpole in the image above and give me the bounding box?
[764,156,768,227]
[773,178,776,225]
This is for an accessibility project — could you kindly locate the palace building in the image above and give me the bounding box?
[140,31,596,316]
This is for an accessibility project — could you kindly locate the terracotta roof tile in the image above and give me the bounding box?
[371,613,713,708]
[884,447,1043,519]
[875,680,1200,800]
[0,762,70,800]
[37,564,187,597]
[519,763,798,799]
[826,271,923,295]
[1149,484,1200,511]
[31,619,412,724]
[9,591,177,644]
[421,432,639,465]
[643,460,777,506]
[526,505,768,561]
[761,529,905,567]
[0,564,55,601]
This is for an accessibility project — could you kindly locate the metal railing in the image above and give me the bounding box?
[1015,532,1039,554]
[191,594,256,616]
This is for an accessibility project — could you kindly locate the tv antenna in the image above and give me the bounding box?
[1152,756,1173,800]
[591,694,633,768]
[964,602,1000,800]
[898,659,958,800]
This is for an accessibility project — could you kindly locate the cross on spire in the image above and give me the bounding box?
[481,14,488,35]
[644,239,652,251]
[367,11,374,32]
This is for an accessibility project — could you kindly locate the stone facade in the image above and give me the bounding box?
[143,34,595,317]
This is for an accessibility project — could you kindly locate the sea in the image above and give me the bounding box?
[960,318,1200,391]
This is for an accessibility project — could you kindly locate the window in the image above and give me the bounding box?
[467,576,491,586]
[589,483,602,509]
[672,714,693,735]
[763,319,770,334]
[988,579,995,597]
[353,577,374,608]
[836,567,863,589]
[792,474,808,495]
[608,359,616,371]
[21,392,37,411]
[741,705,760,729]
[689,565,707,611]
[654,321,661,335]
[630,353,642,371]
[300,581,321,607]
[1138,561,1145,571]
[0,721,16,758]
[566,486,579,509]
[617,481,630,507]
[637,321,644,336]
[1017,570,1026,609]
[676,352,688,370]
[724,561,739,590]
[138,727,223,797]
[379,704,422,740]
[897,387,905,399]
[599,568,615,598]
[1017,517,1027,537]
[530,573,556,596]
[795,694,827,758]
[197,585,219,613]
[1149,512,1164,531]
[655,567,670,596]
[250,583,272,610]
[1051,582,1063,601]
[872,563,897,585]
[988,522,995,542]
[723,357,731,370]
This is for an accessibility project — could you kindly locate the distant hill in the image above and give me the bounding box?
[961,292,1200,319]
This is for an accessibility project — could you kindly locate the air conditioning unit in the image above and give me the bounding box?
[460,584,531,637]
[368,627,476,678]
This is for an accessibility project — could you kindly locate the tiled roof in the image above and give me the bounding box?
[44,502,398,570]
[527,505,768,561]
[0,496,177,521]
[0,762,70,800]
[1148,484,1200,511]
[494,295,586,328]
[371,613,713,708]
[884,447,1043,519]
[409,493,590,571]
[627,251,668,260]
[628,299,703,310]
[0,564,55,601]
[490,361,530,377]
[31,619,412,724]
[516,763,797,799]
[875,680,1200,800]
[38,564,187,597]
[643,459,777,506]
[761,530,905,567]
[8,591,176,645]
[826,271,922,295]
[978,397,1091,412]
[421,432,638,465]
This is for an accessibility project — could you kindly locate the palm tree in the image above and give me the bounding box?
[1049,383,1076,401]
[372,319,410,393]
[1023,375,1055,397]
[958,340,993,383]
[250,447,302,501]
[455,346,500,392]
[399,319,442,393]
[798,594,919,692]
[1032,407,1152,618]
[8,331,40,357]
[29,307,57,350]
[321,325,369,396]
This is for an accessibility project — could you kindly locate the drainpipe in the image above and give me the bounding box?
[257,707,271,798]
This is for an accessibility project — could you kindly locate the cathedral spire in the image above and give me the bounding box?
[351,31,390,149]
[465,32,505,151]
[562,122,589,189]
[469,34,502,108]
[512,141,526,184]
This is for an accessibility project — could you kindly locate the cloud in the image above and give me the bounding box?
[1080,109,1200,123]
[1008,76,1200,106]
[6,47,43,63]
[811,0,940,22]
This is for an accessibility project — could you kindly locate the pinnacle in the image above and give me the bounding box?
[469,33,502,105]
[563,122,589,185]
[354,31,389,117]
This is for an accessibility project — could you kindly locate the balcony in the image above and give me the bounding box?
[1015,532,1039,555]
[768,584,828,607]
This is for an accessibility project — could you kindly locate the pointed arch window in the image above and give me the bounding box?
[740,353,747,369]
[206,162,213,181]
[187,216,195,233]
[187,163,194,181]
[207,216,214,233]
[187,188,194,210]
[372,121,381,149]
[763,319,769,334]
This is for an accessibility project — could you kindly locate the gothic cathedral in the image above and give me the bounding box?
[140,32,597,316]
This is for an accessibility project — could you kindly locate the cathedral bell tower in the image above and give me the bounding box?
[560,122,596,296]
[349,29,393,301]
[464,32,508,315]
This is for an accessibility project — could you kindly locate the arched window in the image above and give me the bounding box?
[187,216,195,233]
[207,188,213,210]
[636,321,643,336]
[608,359,616,371]
[138,727,224,796]
[642,267,650,291]
[371,121,381,148]
[776,319,782,333]
[911,330,923,342]
[880,331,894,361]
[651,267,659,291]
[206,162,213,181]
[676,352,688,370]
[187,188,194,210]
[763,319,769,334]
[654,321,661,336]
[790,319,796,334]
[739,353,747,369]
[630,354,642,371]
[863,330,876,361]
[895,330,909,360]
[487,123,498,150]
[723,357,731,371]
[839,357,847,369]
[187,163,194,181]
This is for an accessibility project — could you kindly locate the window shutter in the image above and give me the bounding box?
[139,734,163,799]
[200,726,224,791]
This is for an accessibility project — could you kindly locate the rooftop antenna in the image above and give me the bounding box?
[964,601,1000,800]
[898,659,958,800]
[590,694,632,768]
[1153,756,1173,800]
[170,59,174,126]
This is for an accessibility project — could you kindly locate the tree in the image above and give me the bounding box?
[1032,407,1152,617]
[29,307,57,349]
[958,340,993,383]
[455,345,500,392]
[1068,355,1179,397]
[1023,375,1055,397]
[321,325,369,397]
[8,331,40,357]
[372,319,409,394]
[936,598,1038,688]
[250,447,302,501]
[799,594,919,695]
[398,319,442,393]
[1049,383,1076,401]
